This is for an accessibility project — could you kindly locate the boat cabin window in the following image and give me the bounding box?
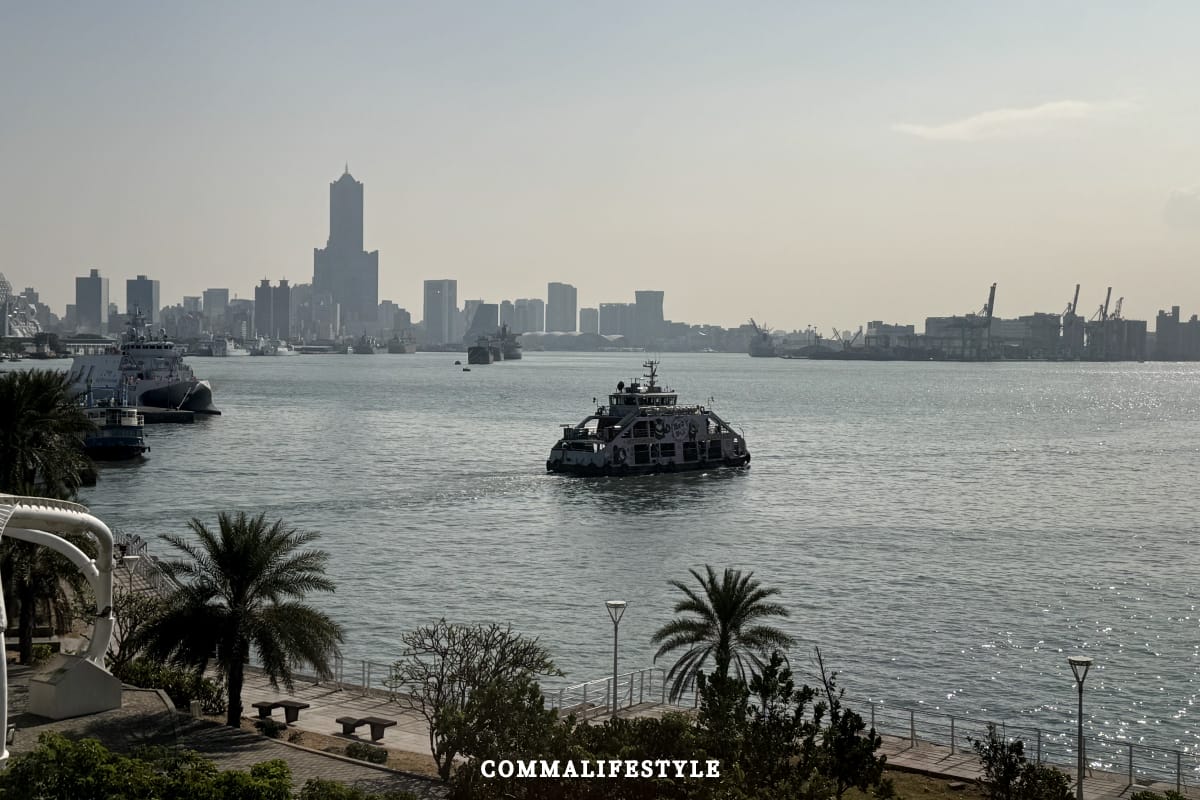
[633,444,650,465]
[683,442,698,462]
[707,440,723,459]
[660,442,676,459]
[632,421,650,438]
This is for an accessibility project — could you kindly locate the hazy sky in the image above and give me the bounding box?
[3,2,1199,330]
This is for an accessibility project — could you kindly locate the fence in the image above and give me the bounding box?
[863,700,1199,792]
[111,529,177,596]
[553,667,676,719]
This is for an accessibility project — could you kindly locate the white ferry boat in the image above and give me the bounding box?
[67,312,220,414]
[546,360,750,476]
[82,403,149,460]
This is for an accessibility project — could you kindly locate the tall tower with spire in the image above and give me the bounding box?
[313,166,379,335]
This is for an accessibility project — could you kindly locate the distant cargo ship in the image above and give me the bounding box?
[748,319,775,357]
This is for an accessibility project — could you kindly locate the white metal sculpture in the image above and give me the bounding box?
[0,495,120,763]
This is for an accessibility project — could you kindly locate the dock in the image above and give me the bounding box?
[136,407,195,424]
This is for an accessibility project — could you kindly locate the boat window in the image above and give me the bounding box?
[683,442,698,461]
[660,443,676,459]
[632,421,649,438]
[707,440,723,459]
[634,444,650,465]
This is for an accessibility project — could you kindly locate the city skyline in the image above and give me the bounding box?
[3,4,1200,328]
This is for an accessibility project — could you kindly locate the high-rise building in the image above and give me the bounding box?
[75,268,109,334]
[313,167,380,335]
[203,288,229,330]
[634,290,665,346]
[182,296,201,314]
[499,300,515,328]
[423,279,458,345]
[272,280,291,340]
[579,307,599,335]
[546,282,577,332]
[254,279,273,339]
[599,302,635,337]
[126,274,161,323]
[513,298,546,334]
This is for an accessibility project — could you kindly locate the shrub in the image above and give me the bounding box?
[113,658,226,715]
[344,741,389,764]
[288,730,305,744]
[255,719,287,739]
[1132,793,1187,800]
[30,643,54,666]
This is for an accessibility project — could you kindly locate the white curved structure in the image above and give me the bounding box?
[0,495,120,763]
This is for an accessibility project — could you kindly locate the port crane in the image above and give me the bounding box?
[1091,287,1113,322]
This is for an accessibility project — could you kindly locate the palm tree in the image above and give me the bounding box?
[139,512,345,726]
[0,368,94,497]
[651,565,796,702]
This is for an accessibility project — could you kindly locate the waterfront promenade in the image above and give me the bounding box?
[237,667,1197,800]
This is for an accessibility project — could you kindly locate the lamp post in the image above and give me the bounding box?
[1068,655,1093,800]
[605,600,626,718]
[120,554,140,593]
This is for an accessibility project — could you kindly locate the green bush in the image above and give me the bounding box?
[256,718,288,739]
[30,643,54,666]
[344,741,389,764]
[113,657,226,715]
[1132,792,1187,800]
[0,732,292,799]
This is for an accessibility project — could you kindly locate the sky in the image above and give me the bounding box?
[2,2,1199,330]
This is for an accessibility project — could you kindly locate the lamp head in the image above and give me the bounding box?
[605,599,627,624]
[1068,655,1093,683]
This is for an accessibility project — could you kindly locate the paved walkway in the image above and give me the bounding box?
[5,663,445,798]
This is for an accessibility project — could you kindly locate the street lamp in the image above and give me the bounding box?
[1068,655,1093,800]
[605,600,627,718]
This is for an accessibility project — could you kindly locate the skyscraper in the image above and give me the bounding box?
[634,290,665,346]
[579,307,599,335]
[313,167,379,335]
[423,279,458,345]
[75,268,109,334]
[203,288,229,331]
[272,280,291,340]
[547,282,577,332]
[254,279,273,339]
[126,274,160,323]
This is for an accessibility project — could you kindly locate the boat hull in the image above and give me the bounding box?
[547,455,750,477]
[84,442,149,460]
[138,380,221,415]
[467,346,495,365]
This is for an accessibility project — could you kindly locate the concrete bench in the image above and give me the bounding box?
[252,701,280,719]
[336,715,397,741]
[276,699,310,724]
[253,700,310,723]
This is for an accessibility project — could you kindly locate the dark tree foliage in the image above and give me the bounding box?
[971,723,1072,800]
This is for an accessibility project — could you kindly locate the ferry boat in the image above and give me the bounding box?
[546,360,751,477]
[67,312,220,414]
[82,401,149,460]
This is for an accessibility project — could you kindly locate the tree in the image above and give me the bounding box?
[650,565,795,701]
[386,620,561,781]
[971,724,1072,800]
[0,368,94,497]
[811,648,886,800]
[139,512,344,727]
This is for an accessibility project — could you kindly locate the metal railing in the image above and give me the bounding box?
[553,667,686,719]
[862,701,1197,792]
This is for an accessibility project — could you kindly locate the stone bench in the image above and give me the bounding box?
[336,715,397,742]
[253,699,311,724]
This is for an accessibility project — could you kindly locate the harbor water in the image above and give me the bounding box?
[6,353,1198,764]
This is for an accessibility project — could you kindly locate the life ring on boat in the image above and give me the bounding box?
[612,446,627,466]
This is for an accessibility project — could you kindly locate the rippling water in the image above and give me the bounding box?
[6,353,1198,764]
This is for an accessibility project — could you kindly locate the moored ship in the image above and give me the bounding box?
[499,324,522,360]
[67,312,220,414]
[748,319,776,357]
[82,402,149,460]
[467,336,497,364]
[386,333,417,354]
[546,360,751,476]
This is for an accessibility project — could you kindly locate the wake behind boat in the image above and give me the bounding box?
[546,360,750,477]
